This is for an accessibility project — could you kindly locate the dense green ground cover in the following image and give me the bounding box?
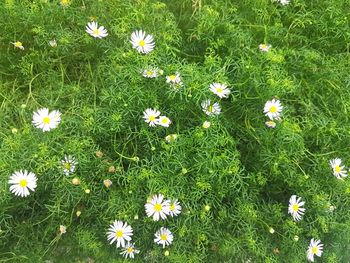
[1,0,350,262]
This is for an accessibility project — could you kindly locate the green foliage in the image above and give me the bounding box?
[1,0,350,262]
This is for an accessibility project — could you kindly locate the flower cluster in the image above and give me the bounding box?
[145,194,182,221]
[7,3,340,261]
[143,108,171,127]
[107,221,139,258]
[142,67,163,78]
[104,195,181,258]
[166,72,183,90]
[287,194,326,261]
[144,194,181,248]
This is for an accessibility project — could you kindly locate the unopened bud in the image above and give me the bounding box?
[72,178,81,185]
[59,225,66,234]
[108,166,116,173]
[103,179,112,188]
[95,151,103,158]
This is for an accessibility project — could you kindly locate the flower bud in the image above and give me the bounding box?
[72,178,81,185]
[103,179,112,188]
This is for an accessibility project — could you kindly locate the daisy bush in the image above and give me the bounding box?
[1,0,350,262]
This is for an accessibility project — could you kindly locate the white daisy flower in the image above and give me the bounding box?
[8,170,37,197]
[143,69,157,78]
[32,108,61,132]
[106,220,133,248]
[166,72,183,90]
[156,116,171,127]
[143,108,160,127]
[265,120,276,128]
[142,67,160,78]
[264,99,283,120]
[307,238,323,262]
[154,227,173,248]
[12,41,24,50]
[288,195,305,221]
[329,158,347,179]
[209,83,230,98]
[130,30,155,54]
[166,73,182,84]
[259,43,272,52]
[144,194,170,221]
[201,100,221,116]
[120,242,140,259]
[61,155,78,176]
[86,21,108,39]
[165,134,178,143]
[278,0,290,5]
[167,199,182,217]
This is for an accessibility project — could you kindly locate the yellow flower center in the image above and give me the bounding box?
[93,28,100,36]
[169,75,176,81]
[14,41,23,47]
[149,115,155,121]
[292,204,299,212]
[139,40,145,47]
[64,163,71,170]
[335,166,341,173]
[127,247,134,253]
[43,117,51,124]
[147,71,153,76]
[154,203,162,212]
[19,179,27,187]
[170,204,175,211]
[161,118,168,124]
[208,105,213,112]
[115,230,123,238]
[269,106,277,113]
[216,88,223,93]
[261,44,267,49]
[312,246,318,254]
[60,0,71,6]
[160,234,167,241]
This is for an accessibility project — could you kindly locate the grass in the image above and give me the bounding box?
[0,0,350,262]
